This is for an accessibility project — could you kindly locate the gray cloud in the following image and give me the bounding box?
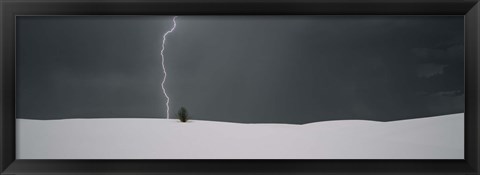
[417,64,448,78]
[432,90,463,97]
[412,44,463,62]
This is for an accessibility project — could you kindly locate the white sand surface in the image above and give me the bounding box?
[17,113,464,159]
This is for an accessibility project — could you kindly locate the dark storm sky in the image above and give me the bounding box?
[16,16,464,124]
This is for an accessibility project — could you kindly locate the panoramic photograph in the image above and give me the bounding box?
[15,16,464,159]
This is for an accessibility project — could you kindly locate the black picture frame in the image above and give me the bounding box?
[1,0,479,174]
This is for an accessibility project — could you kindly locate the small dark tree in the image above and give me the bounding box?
[177,107,188,122]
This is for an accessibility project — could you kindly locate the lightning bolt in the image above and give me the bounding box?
[160,16,177,119]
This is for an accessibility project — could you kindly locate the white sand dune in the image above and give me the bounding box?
[16,113,464,159]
